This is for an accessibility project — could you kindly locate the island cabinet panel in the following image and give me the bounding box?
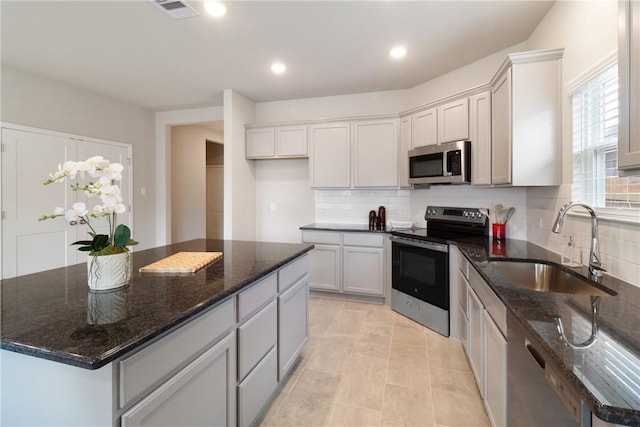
[238,347,278,427]
[237,300,277,381]
[121,332,236,427]
[278,276,309,379]
[119,297,235,408]
[0,350,115,427]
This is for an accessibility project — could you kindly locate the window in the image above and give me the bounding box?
[571,63,640,211]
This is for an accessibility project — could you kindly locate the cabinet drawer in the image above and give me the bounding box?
[237,300,277,381]
[301,230,340,245]
[468,266,506,337]
[119,298,235,408]
[237,273,277,322]
[121,332,236,427]
[342,233,384,248]
[238,347,278,427]
[278,255,309,293]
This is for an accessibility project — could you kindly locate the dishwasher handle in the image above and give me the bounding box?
[525,338,546,370]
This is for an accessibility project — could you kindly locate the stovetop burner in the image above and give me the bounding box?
[391,206,488,242]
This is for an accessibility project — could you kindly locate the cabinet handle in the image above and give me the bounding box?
[79,218,87,225]
[69,220,78,226]
[525,338,546,370]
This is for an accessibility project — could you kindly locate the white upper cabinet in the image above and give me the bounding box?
[470,91,492,186]
[309,122,351,188]
[246,125,307,159]
[491,71,512,185]
[352,119,398,188]
[438,98,469,143]
[246,128,275,159]
[276,125,308,157]
[398,115,412,188]
[411,107,438,148]
[618,0,640,172]
[491,49,563,186]
[309,118,399,189]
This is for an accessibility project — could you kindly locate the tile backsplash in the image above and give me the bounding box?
[314,185,639,287]
[527,185,640,287]
[315,186,528,239]
[315,189,411,225]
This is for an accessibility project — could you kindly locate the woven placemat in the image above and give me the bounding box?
[139,252,223,273]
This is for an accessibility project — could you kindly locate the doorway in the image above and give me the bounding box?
[170,121,224,243]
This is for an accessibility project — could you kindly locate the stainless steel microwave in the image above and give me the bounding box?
[408,140,471,185]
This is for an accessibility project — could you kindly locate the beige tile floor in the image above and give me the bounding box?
[260,297,490,427]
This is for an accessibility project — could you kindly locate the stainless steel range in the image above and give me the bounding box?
[390,206,488,336]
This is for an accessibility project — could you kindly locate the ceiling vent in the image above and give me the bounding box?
[152,0,200,19]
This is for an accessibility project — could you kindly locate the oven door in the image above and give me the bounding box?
[391,238,449,310]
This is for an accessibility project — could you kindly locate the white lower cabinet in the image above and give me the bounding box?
[121,332,236,427]
[457,255,507,427]
[467,286,485,398]
[484,310,507,427]
[278,276,309,379]
[303,230,386,299]
[342,234,384,298]
[308,244,341,291]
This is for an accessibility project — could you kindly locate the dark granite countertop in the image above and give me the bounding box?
[454,236,640,426]
[300,223,390,233]
[1,239,313,370]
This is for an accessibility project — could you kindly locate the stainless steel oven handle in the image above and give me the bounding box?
[390,236,449,253]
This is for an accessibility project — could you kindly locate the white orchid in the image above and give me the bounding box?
[40,155,138,255]
[65,202,89,221]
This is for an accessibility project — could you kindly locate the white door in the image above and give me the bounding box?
[1,127,133,279]
[1,128,78,278]
[206,166,224,240]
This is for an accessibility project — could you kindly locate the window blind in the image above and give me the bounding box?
[571,64,639,210]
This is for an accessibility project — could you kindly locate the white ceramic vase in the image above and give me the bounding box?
[87,287,128,325]
[87,252,132,291]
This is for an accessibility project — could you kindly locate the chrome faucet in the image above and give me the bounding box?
[552,201,605,277]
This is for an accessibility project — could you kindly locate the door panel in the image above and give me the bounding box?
[1,128,77,277]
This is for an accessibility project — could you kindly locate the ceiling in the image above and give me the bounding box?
[1,1,555,112]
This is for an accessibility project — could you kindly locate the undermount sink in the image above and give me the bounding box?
[486,260,616,296]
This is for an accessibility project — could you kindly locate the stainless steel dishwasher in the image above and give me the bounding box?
[507,312,589,427]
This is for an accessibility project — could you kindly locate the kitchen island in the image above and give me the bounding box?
[1,239,313,426]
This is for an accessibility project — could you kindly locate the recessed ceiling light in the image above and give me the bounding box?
[390,46,407,59]
[204,2,227,17]
[271,62,287,75]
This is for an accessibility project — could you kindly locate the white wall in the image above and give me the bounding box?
[0,65,157,250]
[170,124,213,243]
[407,42,527,108]
[524,0,639,286]
[255,159,314,243]
[223,90,257,241]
